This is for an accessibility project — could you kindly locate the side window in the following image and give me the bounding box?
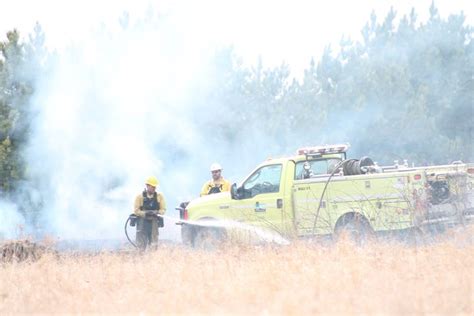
[295,159,341,179]
[241,164,282,199]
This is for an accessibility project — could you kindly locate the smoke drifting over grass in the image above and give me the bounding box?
[22,13,224,240]
[0,202,24,239]
[0,5,283,241]
[15,7,292,241]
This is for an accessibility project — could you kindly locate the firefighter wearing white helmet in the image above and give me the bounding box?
[133,176,166,250]
[200,163,231,196]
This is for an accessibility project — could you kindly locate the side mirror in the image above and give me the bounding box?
[231,183,238,200]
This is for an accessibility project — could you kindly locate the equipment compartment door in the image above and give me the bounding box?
[293,180,328,236]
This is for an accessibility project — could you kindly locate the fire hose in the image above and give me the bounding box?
[124,214,138,248]
[124,212,165,248]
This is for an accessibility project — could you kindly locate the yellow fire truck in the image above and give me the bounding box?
[178,144,474,246]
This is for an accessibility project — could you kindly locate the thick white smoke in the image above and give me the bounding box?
[23,13,228,241]
[0,201,26,239]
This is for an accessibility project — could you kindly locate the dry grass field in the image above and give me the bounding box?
[1,229,473,315]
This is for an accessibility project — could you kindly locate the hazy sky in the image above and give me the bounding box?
[1,0,472,76]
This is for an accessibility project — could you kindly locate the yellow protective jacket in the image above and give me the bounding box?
[134,192,166,217]
[200,177,231,196]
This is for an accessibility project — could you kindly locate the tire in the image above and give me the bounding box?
[193,227,225,250]
[335,214,374,245]
[181,224,195,247]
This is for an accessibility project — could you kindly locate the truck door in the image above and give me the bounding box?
[232,164,284,234]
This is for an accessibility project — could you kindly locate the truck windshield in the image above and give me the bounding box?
[242,164,282,198]
[295,158,341,180]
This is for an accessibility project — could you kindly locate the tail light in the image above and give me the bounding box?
[177,201,190,220]
[414,174,422,180]
[177,207,189,220]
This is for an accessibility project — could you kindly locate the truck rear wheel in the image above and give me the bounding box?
[335,214,374,245]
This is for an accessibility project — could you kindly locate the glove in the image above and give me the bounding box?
[145,210,158,216]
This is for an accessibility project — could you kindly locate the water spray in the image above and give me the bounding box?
[179,218,291,245]
[124,212,290,248]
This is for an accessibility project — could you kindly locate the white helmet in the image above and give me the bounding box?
[210,163,222,172]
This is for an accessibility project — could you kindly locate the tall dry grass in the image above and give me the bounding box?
[0,230,473,315]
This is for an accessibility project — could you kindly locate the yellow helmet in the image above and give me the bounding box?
[145,176,159,187]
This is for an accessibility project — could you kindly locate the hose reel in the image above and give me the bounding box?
[342,157,375,175]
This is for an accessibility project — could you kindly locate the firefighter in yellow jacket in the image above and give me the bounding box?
[200,163,231,196]
[134,176,166,249]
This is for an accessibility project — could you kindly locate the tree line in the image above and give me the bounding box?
[199,3,472,165]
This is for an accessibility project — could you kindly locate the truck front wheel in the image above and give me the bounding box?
[193,227,226,250]
[181,224,195,246]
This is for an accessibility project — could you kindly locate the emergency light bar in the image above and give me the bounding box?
[297,144,350,155]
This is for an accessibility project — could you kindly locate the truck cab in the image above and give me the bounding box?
[180,145,347,246]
